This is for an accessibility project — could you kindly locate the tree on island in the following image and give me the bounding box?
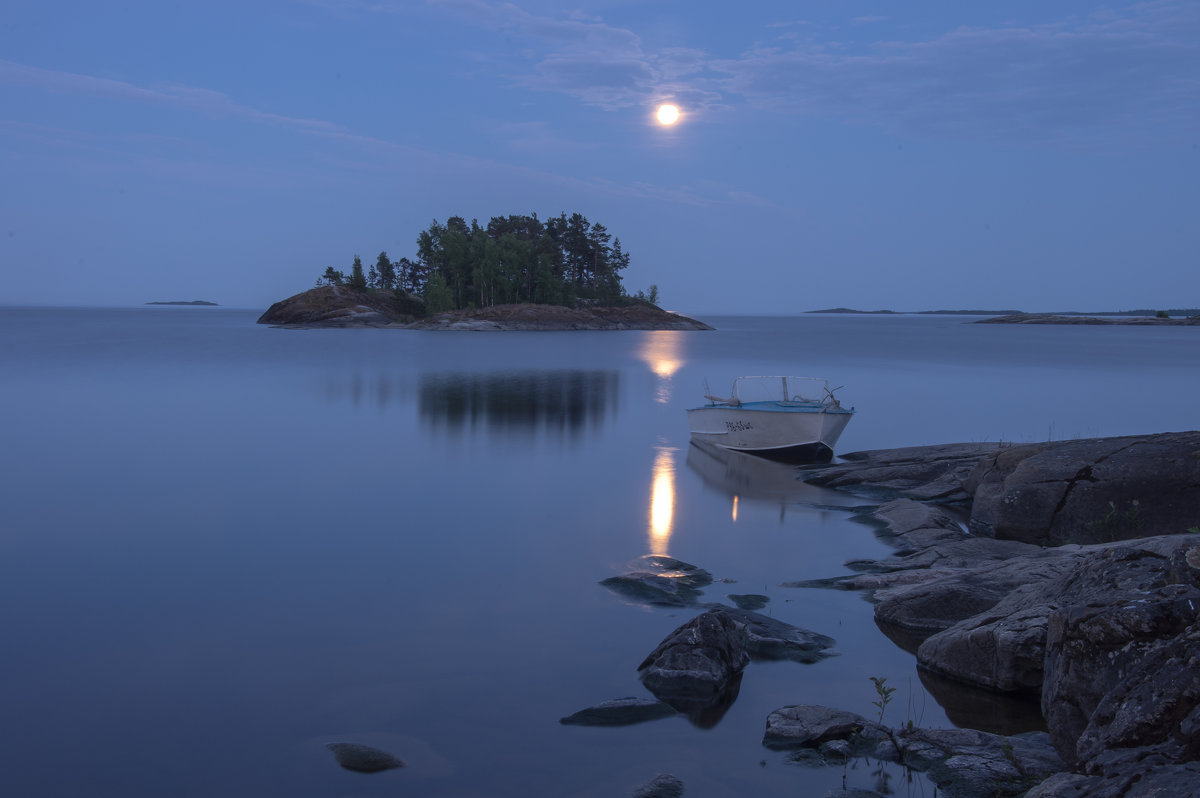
[316,211,655,311]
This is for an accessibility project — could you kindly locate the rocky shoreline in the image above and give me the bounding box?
[560,433,1200,796]
[256,285,713,330]
[785,432,1200,796]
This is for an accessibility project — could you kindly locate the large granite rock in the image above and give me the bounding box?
[559,697,678,726]
[915,537,1200,694]
[1041,542,1200,765]
[966,431,1200,546]
[803,432,1200,547]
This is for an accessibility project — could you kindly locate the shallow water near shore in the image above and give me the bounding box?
[2,307,1198,797]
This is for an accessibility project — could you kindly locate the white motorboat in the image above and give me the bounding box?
[686,376,854,462]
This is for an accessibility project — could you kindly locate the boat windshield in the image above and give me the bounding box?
[732,376,829,404]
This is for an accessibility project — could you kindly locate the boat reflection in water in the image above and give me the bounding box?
[419,370,618,441]
[647,445,677,556]
[686,439,860,522]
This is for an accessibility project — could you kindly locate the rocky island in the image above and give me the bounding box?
[256,285,712,330]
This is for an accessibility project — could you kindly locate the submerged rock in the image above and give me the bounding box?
[559,697,678,726]
[325,742,405,773]
[631,773,684,798]
[601,555,714,607]
[726,593,769,611]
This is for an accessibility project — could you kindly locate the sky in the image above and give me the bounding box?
[2,0,1198,314]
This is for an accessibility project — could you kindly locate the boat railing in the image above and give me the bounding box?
[731,376,831,405]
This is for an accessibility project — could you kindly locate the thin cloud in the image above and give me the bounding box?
[715,4,1200,139]
[426,0,1199,140]
[0,60,348,136]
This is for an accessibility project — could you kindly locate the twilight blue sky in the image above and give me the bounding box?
[2,0,1197,313]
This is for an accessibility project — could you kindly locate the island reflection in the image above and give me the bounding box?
[419,370,619,440]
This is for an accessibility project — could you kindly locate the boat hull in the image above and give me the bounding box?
[686,403,853,463]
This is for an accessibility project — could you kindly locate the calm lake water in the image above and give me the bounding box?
[2,307,1198,797]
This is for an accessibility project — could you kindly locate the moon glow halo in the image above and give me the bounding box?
[656,104,680,125]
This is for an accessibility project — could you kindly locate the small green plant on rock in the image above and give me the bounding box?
[869,676,896,726]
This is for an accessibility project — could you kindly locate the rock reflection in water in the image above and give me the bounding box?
[419,370,618,440]
[917,667,1047,737]
[652,672,743,729]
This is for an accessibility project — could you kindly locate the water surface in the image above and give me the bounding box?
[2,307,1197,796]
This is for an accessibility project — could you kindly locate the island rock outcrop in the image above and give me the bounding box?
[257,285,420,327]
[257,286,713,330]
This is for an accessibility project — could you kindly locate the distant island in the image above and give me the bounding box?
[146,300,218,306]
[808,307,1200,317]
[977,313,1200,326]
[258,210,713,331]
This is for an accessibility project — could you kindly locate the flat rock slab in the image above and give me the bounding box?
[559,697,678,726]
[801,442,1004,502]
[325,742,405,773]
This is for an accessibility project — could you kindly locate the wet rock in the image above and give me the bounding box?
[895,728,1064,798]
[601,556,713,606]
[717,607,835,663]
[762,705,879,750]
[631,773,684,798]
[559,697,678,726]
[325,742,405,773]
[638,609,750,697]
[763,704,1063,798]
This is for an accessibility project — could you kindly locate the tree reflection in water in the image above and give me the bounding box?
[419,370,619,440]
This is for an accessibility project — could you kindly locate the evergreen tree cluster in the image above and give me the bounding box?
[316,212,637,311]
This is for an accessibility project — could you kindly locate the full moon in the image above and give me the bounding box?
[655,104,680,125]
